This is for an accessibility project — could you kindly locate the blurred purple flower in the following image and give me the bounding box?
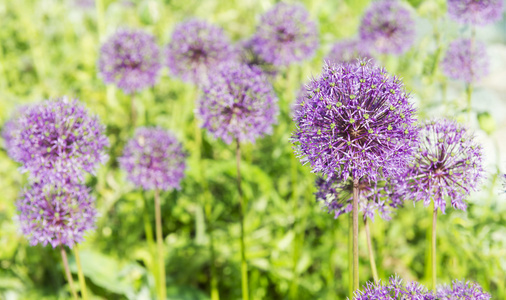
[359,0,415,55]
[351,276,435,299]
[98,28,161,94]
[437,280,491,300]
[16,180,97,248]
[251,2,318,66]
[197,62,279,144]
[12,97,109,183]
[447,0,504,26]
[292,60,418,183]
[403,119,484,213]
[2,105,30,162]
[325,38,375,65]
[165,19,237,85]
[237,38,279,78]
[315,174,405,221]
[441,38,489,84]
[119,127,186,191]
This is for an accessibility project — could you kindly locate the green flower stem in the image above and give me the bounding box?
[364,218,378,284]
[236,140,249,300]
[348,211,353,298]
[154,189,166,300]
[466,83,473,122]
[95,0,105,41]
[73,246,88,300]
[352,178,359,292]
[431,202,437,290]
[60,246,78,300]
[131,93,137,127]
[143,193,158,296]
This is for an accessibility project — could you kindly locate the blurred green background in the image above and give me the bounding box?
[1,0,506,299]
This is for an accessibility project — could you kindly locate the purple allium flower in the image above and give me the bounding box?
[250,2,318,66]
[403,119,484,213]
[292,60,418,182]
[441,38,490,84]
[12,97,109,183]
[98,28,161,94]
[119,127,186,191]
[437,280,491,300]
[165,19,237,85]
[16,180,97,248]
[2,105,29,162]
[325,38,375,65]
[447,0,504,26]
[315,174,404,221]
[351,276,435,300]
[238,38,279,78]
[197,62,279,144]
[359,0,416,55]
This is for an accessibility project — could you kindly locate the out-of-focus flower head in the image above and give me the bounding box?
[359,0,416,55]
[250,2,318,66]
[98,28,161,94]
[165,19,237,85]
[325,38,375,65]
[197,62,279,144]
[447,0,504,26]
[119,127,186,191]
[441,38,490,84]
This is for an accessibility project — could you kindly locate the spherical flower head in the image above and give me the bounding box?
[325,39,375,65]
[165,19,238,85]
[98,28,161,94]
[359,0,416,55]
[441,38,490,84]
[437,280,491,300]
[315,173,404,221]
[13,97,109,183]
[404,119,484,213]
[293,60,418,182]
[119,127,186,191]
[197,62,279,144]
[351,276,435,300]
[447,0,504,26]
[16,180,97,248]
[237,38,279,78]
[251,2,318,66]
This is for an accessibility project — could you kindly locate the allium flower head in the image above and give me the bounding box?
[359,0,416,55]
[16,180,97,248]
[404,119,484,213]
[98,28,161,94]
[293,60,418,182]
[251,2,318,66]
[12,97,109,183]
[437,280,491,300]
[441,38,489,84]
[165,19,237,84]
[447,0,504,26]
[238,38,278,78]
[119,127,186,191]
[351,276,435,300]
[315,173,404,221]
[197,62,279,144]
[325,38,375,65]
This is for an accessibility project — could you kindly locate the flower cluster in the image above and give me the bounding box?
[436,280,491,300]
[293,60,418,182]
[119,127,187,191]
[197,62,279,144]
[315,174,404,221]
[325,39,374,65]
[16,180,97,248]
[351,276,435,300]
[447,0,504,26]
[98,28,161,94]
[403,119,484,213]
[441,38,490,84]
[11,97,109,183]
[359,0,415,55]
[165,19,237,85]
[250,2,318,66]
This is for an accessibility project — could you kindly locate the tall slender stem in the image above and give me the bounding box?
[236,140,249,300]
[73,246,88,300]
[364,219,378,284]
[143,193,158,296]
[348,212,353,298]
[154,189,166,300]
[352,178,359,292]
[130,93,137,127]
[431,204,438,290]
[60,246,78,300]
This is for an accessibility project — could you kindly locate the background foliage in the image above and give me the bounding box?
[0,0,505,299]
